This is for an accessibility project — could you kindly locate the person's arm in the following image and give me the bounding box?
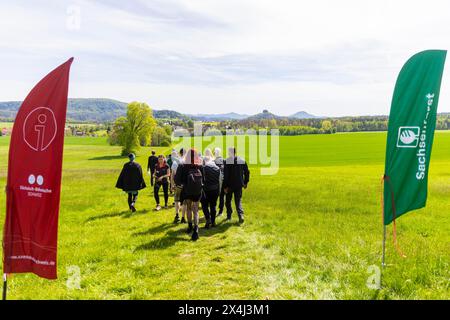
[175,165,183,186]
[138,164,146,188]
[170,168,176,190]
[115,167,125,189]
[202,166,206,185]
[223,163,229,192]
[163,168,171,180]
[243,162,250,188]
[147,157,151,173]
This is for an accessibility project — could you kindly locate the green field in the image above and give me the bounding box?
[0,133,449,299]
[0,122,14,128]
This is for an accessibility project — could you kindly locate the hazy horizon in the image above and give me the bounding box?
[1,1,450,117]
[0,96,431,118]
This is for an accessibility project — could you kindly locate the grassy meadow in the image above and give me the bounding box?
[0,132,449,299]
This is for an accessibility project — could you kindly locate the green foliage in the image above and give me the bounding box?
[278,125,322,135]
[67,123,110,137]
[109,102,157,155]
[321,120,333,133]
[151,126,171,147]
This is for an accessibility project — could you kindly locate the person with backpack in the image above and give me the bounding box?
[214,147,225,216]
[116,153,147,212]
[153,155,171,211]
[177,148,203,241]
[147,150,158,186]
[223,147,250,224]
[201,154,221,228]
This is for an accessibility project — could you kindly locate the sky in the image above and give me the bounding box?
[1,0,450,116]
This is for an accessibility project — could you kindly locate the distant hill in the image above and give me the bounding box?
[290,111,319,119]
[153,109,190,120]
[190,110,321,121]
[0,98,192,123]
[0,101,21,119]
[0,98,127,122]
[67,98,126,122]
[246,110,283,121]
[190,112,249,121]
[0,98,322,123]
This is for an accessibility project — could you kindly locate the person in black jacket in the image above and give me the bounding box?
[116,153,147,212]
[223,147,250,223]
[201,155,221,228]
[214,147,225,216]
[147,150,158,186]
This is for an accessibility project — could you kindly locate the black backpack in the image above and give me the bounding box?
[186,167,203,196]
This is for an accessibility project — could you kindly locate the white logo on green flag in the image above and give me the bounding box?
[397,127,420,148]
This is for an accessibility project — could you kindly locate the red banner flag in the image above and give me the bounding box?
[2,58,74,279]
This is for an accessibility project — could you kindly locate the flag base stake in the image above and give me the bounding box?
[382,224,387,268]
[380,224,387,290]
[2,273,6,300]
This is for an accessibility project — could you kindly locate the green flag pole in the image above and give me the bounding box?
[382,225,386,268]
[382,50,446,272]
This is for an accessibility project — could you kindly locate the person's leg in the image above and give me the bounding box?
[201,193,211,226]
[173,201,180,223]
[193,201,200,226]
[225,190,233,219]
[154,183,161,206]
[181,201,187,223]
[162,182,169,207]
[210,190,219,225]
[234,188,244,222]
[127,193,133,209]
[173,187,181,223]
[186,200,192,222]
[186,200,193,233]
[192,201,200,241]
[133,192,138,204]
[218,185,225,215]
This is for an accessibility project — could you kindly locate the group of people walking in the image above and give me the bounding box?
[116,147,250,241]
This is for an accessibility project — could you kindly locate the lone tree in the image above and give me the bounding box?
[110,102,157,155]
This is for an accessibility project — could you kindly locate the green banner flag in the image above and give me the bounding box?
[384,50,446,225]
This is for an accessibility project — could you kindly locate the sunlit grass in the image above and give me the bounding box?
[0,133,448,299]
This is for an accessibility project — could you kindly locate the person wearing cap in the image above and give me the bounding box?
[147,150,158,186]
[116,153,147,212]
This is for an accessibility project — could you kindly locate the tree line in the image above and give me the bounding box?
[210,114,450,135]
[107,108,450,154]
